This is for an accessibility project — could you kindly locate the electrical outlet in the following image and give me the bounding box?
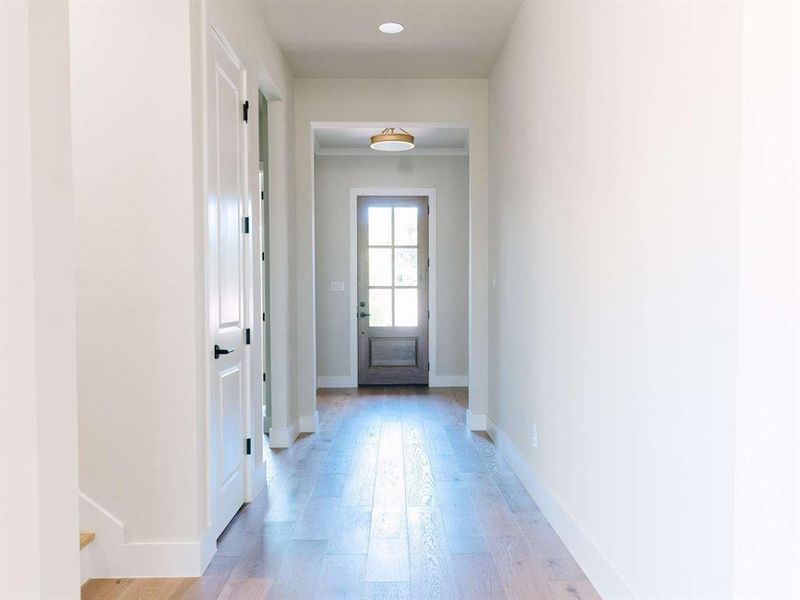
[532,425,539,449]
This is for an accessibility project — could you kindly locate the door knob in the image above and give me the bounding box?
[358,312,370,319]
[214,344,234,359]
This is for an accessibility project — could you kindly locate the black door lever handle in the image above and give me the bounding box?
[214,344,234,359]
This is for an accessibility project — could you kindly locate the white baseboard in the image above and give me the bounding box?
[268,411,318,448]
[317,375,467,388]
[491,424,635,599]
[269,416,299,448]
[317,375,356,388]
[486,414,499,442]
[465,409,488,431]
[79,492,207,578]
[429,374,468,387]
[299,410,320,433]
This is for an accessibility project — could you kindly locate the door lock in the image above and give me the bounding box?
[358,312,371,319]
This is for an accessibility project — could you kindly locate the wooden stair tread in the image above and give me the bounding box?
[80,531,95,550]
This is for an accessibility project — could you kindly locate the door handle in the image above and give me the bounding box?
[214,344,234,359]
[358,312,370,319]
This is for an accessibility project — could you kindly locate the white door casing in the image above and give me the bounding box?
[207,29,248,539]
[347,188,438,387]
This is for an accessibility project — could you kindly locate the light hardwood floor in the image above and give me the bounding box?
[82,387,600,600]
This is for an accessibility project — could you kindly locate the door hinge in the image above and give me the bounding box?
[261,190,264,200]
[245,438,252,455]
[262,312,266,322]
[427,257,430,268]
[262,373,266,382]
[243,216,250,233]
[427,361,430,372]
[242,100,249,123]
[427,309,430,320]
[261,251,265,261]
[427,205,430,214]
[245,328,251,344]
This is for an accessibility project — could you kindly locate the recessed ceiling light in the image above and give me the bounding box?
[379,22,404,34]
[370,128,415,152]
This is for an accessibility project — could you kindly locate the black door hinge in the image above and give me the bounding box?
[243,216,250,233]
[427,309,430,320]
[262,312,266,322]
[245,328,251,344]
[261,251,265,261]
[243,100,249,123]
[261,191,264,200]
[427,258,430,268]
[262,373,266,382]
[427,362,430,372]
[427,205,430,214]
[245,438,252,455]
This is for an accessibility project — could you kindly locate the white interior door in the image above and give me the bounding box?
[208,29,248,538]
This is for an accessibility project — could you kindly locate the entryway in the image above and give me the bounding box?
[312,124,481,414]
[357,196,429,385]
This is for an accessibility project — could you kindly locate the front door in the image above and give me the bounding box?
[357,196,429,385]
[208,29,247,538]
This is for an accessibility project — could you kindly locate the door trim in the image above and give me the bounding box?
[347,187,437,387]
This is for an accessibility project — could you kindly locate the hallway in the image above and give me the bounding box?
[82,388,599,600]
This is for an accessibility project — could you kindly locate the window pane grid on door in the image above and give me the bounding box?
[368,205,420,328]
[394,248,417,287]
[368,247,392,287]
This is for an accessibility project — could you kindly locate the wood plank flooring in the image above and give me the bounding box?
[82,387,600,600]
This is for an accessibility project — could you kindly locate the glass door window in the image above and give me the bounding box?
[367,206,419,328]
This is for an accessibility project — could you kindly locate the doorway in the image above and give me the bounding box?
[258,92,272,436]
[357,195,429,385]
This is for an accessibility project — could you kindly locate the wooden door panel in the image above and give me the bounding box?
[357,196,429,385]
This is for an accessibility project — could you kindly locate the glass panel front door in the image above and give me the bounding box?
[357,196,429,385]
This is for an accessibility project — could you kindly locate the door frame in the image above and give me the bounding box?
[348,188,437,387]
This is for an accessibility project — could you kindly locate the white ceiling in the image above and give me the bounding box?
[259,0,521,78]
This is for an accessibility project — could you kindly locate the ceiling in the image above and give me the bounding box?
[315,126,469,155]
[259,0,521,78]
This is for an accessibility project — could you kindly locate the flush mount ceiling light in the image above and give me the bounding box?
[370,128,415,152]
[378,22,404,34]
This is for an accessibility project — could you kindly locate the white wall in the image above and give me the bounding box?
[488,1,797,597]
[295,79,489,426]
[733,2,799,597]
[71,0,204,547]
[70,0,294,576]
[1,1,80,596]
[314,155,469,383]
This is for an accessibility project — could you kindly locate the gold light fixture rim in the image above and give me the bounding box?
[370,127,415,148]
